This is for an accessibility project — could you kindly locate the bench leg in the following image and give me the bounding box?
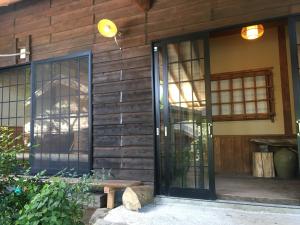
[104,187,115,209]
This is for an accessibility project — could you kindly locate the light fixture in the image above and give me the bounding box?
[241,24,264,40]
[98,19,118,38]
[98,18,122,50]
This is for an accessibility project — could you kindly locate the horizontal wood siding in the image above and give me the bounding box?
[0,0,300,183]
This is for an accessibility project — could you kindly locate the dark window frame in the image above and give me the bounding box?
[30,51,92,175]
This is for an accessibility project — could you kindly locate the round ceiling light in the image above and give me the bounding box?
[241,24,264,40]
[98,19,118,38]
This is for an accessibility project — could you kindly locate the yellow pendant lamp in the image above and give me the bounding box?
[98,19,118,38]
[241,24,264,40]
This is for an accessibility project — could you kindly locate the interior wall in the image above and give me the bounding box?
[210,27,294,135]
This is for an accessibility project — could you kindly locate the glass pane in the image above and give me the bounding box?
[32,55,90,175]
[245,89,255,101]
[212,105,219,116]
[180,82,193,102]
[165,38,209,191]
[192,60,205,80]
[246,102,256,114]
[211,81,218,91]
[220,80,229,90]
[233,90,243,102]
[233,103,244,114]
[211,92,218,104]
[0,66,30,165]
[167,43,178,63]
[192,39,204,59]
[256,76,266,87]
[257,101,268,113]
[168,64,179,83]
[233,78,242,89]
[169,83,180,103]
[221,104,231,115]
[244,77,254,88]
[256,88,267,100]
[180,62,191,81]
[220,91,230,103]
[179,41,191,61]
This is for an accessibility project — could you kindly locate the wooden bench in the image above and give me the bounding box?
[63,178,142,209]
[100,180,142,209]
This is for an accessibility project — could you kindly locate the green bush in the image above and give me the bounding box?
[0,174,44,225]
[0,127,28,176]
[17,176,91,225]
[0,127,92,225]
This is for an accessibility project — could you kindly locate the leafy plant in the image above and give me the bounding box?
[0,127,28,176]
[17,175,91,225]
[0,172,45,225]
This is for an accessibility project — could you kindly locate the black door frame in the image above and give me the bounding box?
[152,32,216,199]
[288,16,300,175]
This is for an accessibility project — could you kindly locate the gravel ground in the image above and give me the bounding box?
[101,201,300,225]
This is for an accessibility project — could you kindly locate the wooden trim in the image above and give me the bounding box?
[277,25,293,135]
[211,68,274,122]
[211,67,273,80]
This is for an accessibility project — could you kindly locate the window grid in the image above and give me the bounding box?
[211,68,275,121]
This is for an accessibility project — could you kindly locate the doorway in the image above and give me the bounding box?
[153,34,215,199]
[153,17,300,204]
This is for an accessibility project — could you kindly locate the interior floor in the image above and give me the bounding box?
[216,175,300,205]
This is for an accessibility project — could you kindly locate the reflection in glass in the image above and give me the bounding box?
[160,39,210,190]
[32,56,90,175]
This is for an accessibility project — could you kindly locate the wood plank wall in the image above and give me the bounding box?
[214,135,297,175]
[1,0,300,183]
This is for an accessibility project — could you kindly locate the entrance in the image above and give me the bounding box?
[153,34,215,199]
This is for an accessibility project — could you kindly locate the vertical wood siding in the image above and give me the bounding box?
[0,0,300,183]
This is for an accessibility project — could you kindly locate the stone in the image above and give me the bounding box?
[122,185,154,211]
[89,208,110,225]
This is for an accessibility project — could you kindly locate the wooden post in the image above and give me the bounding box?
[252,152,275,178]
[104,186,115,209]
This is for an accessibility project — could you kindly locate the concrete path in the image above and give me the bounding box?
[100,197,300,225]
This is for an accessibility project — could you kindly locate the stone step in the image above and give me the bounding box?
[155,196,300,215]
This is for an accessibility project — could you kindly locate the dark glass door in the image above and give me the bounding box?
[289,16,300,175]
[30,52,92,175]
[153,34,215,199]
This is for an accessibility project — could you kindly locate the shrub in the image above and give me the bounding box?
[0,174,44,225]
[17,175,91,225]
[0,127,28,176]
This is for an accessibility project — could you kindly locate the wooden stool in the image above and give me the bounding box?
[252,152,275,178]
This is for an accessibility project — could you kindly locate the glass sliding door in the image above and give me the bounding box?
[289,16,300,175]
[153,33,215,199]
[31,52,91,175]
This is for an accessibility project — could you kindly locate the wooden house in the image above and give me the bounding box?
[0,0,300,203]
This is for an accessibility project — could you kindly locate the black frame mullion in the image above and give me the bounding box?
[162,43,170,194]
[288,16,300,175]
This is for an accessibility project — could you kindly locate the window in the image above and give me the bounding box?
[211,68,275,121]
[31,53,91,175]
[0,66,31,161]
[0,52,91,175]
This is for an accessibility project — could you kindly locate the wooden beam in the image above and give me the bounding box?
[133,0,152,12]
[277,25,293,135]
